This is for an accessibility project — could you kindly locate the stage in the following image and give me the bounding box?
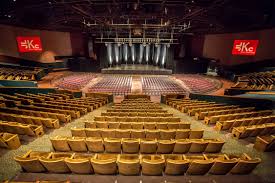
[101,64,173,75]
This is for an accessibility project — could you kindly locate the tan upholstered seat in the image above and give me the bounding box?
[67,137,88,152]
[157,140,175,154]
[173,139,191,153]
[50,136,70,152]
[85,137,104,152]
[104,138,121,153]
[65,154,94,174]
[122,138,140,153]
[141,155,165,175]
[39,152,73,173]
[140,139,157,154]
[164,155,189,175]
[189,139,208,153]
[14,150,49,173]
[117,154,140,175]
[208,154,238,175]
[90,154,117,175]
[230,153,261,174]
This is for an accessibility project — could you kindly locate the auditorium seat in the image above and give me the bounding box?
[39,152,72,173]
[186,155,214,175]
[65,154,94,174]
[164,154,189,175]
[14,150,49,173]
[230,153,261,174]
[122,138,140,153]
[85,137,104,152]
[207,154,238,175]
[90,154,117,175]
[141,155,165,175]
[117,154,140,175]
[254,135,275,152]
[0,132,21,149]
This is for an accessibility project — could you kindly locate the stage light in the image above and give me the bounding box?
[161,44,167,67]
[154,45,161,65]
[138,44,144,64]
[145,44,150,63]
[131,44,136,64]
[123,44,128,63]
[114,44,119,64]
[107,43,113,65]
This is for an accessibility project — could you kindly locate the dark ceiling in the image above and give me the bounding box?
[0,0,274,39]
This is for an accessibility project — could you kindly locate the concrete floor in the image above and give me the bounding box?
[0,101,274,182]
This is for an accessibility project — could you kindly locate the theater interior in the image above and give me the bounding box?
[0,0,274,182]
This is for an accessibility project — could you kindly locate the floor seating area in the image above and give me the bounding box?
[0,92,109,149]
[54,73,97,90]
[231,71,275,90]
[175,74,221,93]
[0,67,42,81]
[141,76,186,95]
[14,150,261,175]
[87,76,132,95]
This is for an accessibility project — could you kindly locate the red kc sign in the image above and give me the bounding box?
[16,36,43,52]
[232,40,259,55]
[232,40,259,56]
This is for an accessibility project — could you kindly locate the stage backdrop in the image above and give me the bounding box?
[202,28,275,65]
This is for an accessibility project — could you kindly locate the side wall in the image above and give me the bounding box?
[202,28,275,65]
[0,24,83,63]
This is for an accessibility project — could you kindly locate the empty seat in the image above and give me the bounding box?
[208,154,238,175]
[165,155,189,175]
[141,155,165,176]
[140,139,157,154]
[131,130,145,139]
[173,139,191,153]
[122,138,140,153]
[65,154,94,174]
[157,140,175,154]
[189,139,208,153]
[230,154,261,174]
[39,152,72,173]
[117,154,140,175]
[67,137,87,152]
[104,138,121,153]
[85,137,104,152]
[91,154,117,175]
[71,128,86,137]
[186,156,214,175]
[14,150,49,173]
[50,136,70,152]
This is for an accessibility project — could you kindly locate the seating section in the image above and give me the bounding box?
[71,128,204,139]
[0,132,21,149]
[232,123,275,139]
[0,92,109,149]
[85,121,191,129]
[141,76,186,95]
[14,150,261,175]
[50,136,224,153]
[216,115,275,131]
[87,76,132,95]
[231,71,275,90]
[12,95,262,176]
[166,97,274,139]
[175,74,221,93]
[0,66,43,81]
[54,73,97,90]
[253,135,275,152]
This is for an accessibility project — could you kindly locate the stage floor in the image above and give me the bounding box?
[101,64,172,75]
